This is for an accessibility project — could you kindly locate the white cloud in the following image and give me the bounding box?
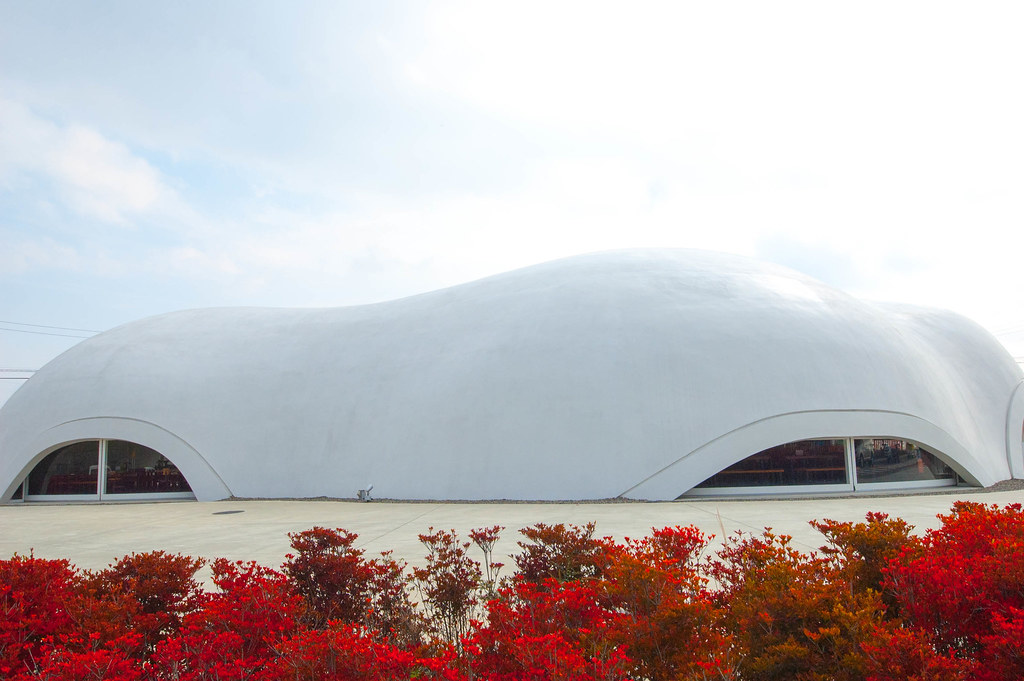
[52,125,167,223]
[405,2,1024,152]
[0,99,175,223]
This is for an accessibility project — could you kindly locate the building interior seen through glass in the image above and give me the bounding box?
[854,438,953,483]
[27,441,100,495]
[696,439,848,488]
[105,440,191,494]
[24,440,192,496]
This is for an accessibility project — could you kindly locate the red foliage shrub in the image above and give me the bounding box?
[61,579,147,658]
[978,606,1024,681]
[82,551,205,653]
[513,522,608,584]
[92,551,205,629]
[271,624,417,680]
[23,635,146,681]
[602,526,734,680]
[271,623,466,681]
[711,529,885,681]
[361,551,424,646]
[0,552,79,677]
[413,528,481,643]
[469,525,504,595]
[884,502,1024,673]
[861,624,971,681]
[812,512,918,614]
[4,503,1024,680]
[282,527,423,645]
[151,559,301,680]
[283,528,370,628]
[465,578,630,681]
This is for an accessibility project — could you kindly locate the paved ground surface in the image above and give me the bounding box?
[3,485,1024,583]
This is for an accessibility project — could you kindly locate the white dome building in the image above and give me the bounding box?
[2,250,1023,502]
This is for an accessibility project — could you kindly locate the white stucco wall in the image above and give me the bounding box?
[2,249,1021,501]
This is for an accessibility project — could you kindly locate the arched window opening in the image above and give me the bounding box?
[28,441,99,495]
[690,436,959,496]
[854,438,954,484]
[695,439,847,489]
[21,439,193,501]
[105,440,191,494]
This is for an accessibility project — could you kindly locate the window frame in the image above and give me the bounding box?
[686,436,960,497]
[21,439,195,502]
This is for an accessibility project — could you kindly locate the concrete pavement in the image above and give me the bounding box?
[3,488,1023,580]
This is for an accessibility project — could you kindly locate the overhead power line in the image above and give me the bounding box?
[0,368,37,380]
[0,319,101,333]
[0,327,93,339]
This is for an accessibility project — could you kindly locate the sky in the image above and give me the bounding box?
[2,1,1024,406]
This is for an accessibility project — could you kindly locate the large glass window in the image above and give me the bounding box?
[696,439,848,488]
[21,439,193,499]
[27,441,99,495]
[854,438,954,484]
[105,440,192,494]
[690,435,960,495]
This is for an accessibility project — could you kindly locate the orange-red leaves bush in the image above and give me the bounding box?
[465,578,630,681]
[513,522,608,584]
[0,552,194,680]
[712,529,884,681]
[812,512,917,613]
[26,636,146,681]
[413,528,482,643]
[283,527,422,645]
[151,559,301,680]
[978,606,1024,681]
[271,624,427,681]
[5,503,1024,680]
[602,526,733,681]
[0,552,79,677]
[84,550,205,652]
[861,624,971,681]
[284,527,370,628]
[469,525,504,593]
[884,501,1024,676]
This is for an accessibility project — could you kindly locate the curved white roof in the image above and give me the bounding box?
[2,249,1022,501]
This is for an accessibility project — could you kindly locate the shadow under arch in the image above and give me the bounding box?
[620,409,984,500]
[4,416,231,501]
